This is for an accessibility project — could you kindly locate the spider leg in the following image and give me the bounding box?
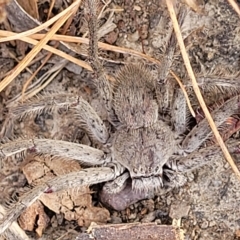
[171,88,191,136]
[156,7,186,114]
[181,95,240,153]
[0,204,30,240]
[85,0,113,116]
[73,97,109,143]
[1,93,79,138]
[0,167,118,235]
[2,93,109,144]
[163,140,240,191]
[101,172,130,194]
[192,76,240,89]
[168,140,240,173]
[0,138,107,166]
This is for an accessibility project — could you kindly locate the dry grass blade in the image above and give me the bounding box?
[0,30,91,71]
[170,70,195,118]
[47,0,56,20]
[0,0,81,43]
[21,1,80,101]
[0,1,82,92]
[166,0,240,180]
[228,0,240,16]
[0,31,161,65]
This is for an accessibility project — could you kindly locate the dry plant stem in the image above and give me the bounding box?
[0,0,82,43]
[0,5,79,93]
[166,0,240,179]
[0,31,161,66]
[17,62,67,102]
[170,70,195,118]
[47,0,56,20]
[0,168,116,235]
[9,52,35,78]
[0,30,91,71]
[34,33,161,65]
[228,0,240,16]
[21,3,79,101]
[21,54,54,101]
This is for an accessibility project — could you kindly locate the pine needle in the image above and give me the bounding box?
[0,0,83,93]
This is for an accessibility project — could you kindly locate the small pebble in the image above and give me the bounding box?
[200,220,209,229]
[140,207,148,215]
[56,213,64,225]
[125,208,130,217]
[142,39,148,45]
[111,216,122,224]
[143,199,154,212]
[140,24,149,39]
[112,211,118,217]
[128,212,137,220]
[133,5,141,11]
[155,219,162,225]
[51,215,58,228]
[169,202,190,219]
[141,211,156,223]
[129,204,135,210]
[209,220,216,227]
[127,31,140,42]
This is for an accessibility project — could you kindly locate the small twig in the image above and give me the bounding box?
[227,0,240,16]
[0,31,161,66]
[0,30,91,70]
[170,70,195,118]
[47,0,56,20]
[166,0,240,180]
[0,1,81,92]
[0,0,81,43]
[21,1,80,101]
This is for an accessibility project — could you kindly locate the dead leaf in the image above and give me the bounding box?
[18,200,49,237]
[77,207,110,227]
[21,154,110,235]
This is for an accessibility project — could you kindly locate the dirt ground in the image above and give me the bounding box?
[1,0,240,239]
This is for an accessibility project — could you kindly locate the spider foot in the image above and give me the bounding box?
[163,169,187,188]
[102,172,129,194]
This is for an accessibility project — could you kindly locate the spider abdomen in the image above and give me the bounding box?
[113,64,158,129]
